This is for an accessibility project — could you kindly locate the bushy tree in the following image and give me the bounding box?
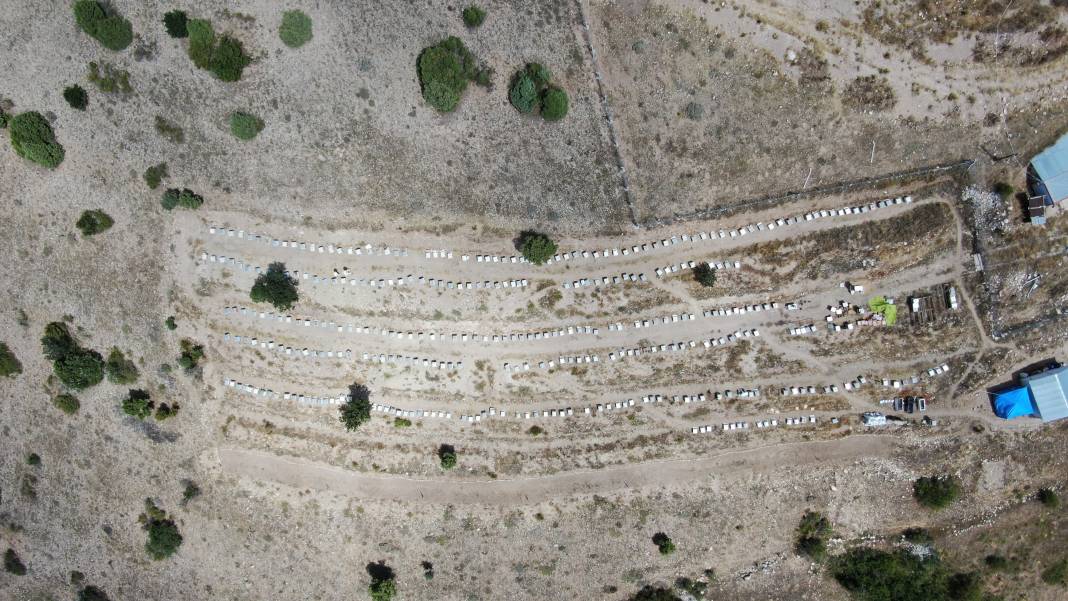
[178,339,204,370]
[3,548,26,575]
[509,72,538,114]
[541,86,569,121]
[64,85,89,110]
[72,1,133,51]
[140,499,183,560]
[693,262,717,287]
[339,384,372,431]
[186,18,250,82]
[53,393,81,415]
[417,37,479,112]
[163,10,188,38]
[144,163,168,189]
[250,262,299,310]
[518,231,557,265]
[161,188,204,210]
[76,210,114,236]
[438,444,457,469]
[9,111,65,169]
[795,510,832,561]
[230,111,264,140]
[913,475,961,509]
[832,547,986,601]
[122,389,153,420]
[105,347,138,383]
[279,10,313,48]
[0,342,22,377]
[41,323,105,390]
[652,532,675,555]
[462,6,486,27]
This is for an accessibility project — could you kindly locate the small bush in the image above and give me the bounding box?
[122,389,154,419]
[901,527,933,544]
[913,475,961,509]
[186,19,251,82]
[154,402,180,420]
[250,262,299,310]
[144,163,168,189]
[161,188,204,211]
[154,116,184,143]
[518,231,558,265]
[541,87,569,121]
[439,444,457,469]
[1043,558,1068,586]
[72,1,133,51]
[0,342,22,377]
[339,383,372,431]
[462,6,486,27]
[843,75,896,112]
[527,425,544,436]
[9,111,65,169]
[693,262,716,287]
[163,10,188,38]
[230,111,264,140]
[652,532,676,555]
[140,499,183,560]
[795,510,832,561]
[417,37,480,112]
[105,347,138,383]
[1038,488,1060,508]
[182,481,201,503]
[394,417,412,428]
[76,210,114,236]
[165,316,177,330]
[993,182,1015,202]
[4,549,26,575]
[280,10,313,48]
[178,339,204,370]
[509,72,538,114]
[64,85,89,110]
[27,453,41,466]
[369,578,396,601]
[87,61,131,94]
[53,393,81,414]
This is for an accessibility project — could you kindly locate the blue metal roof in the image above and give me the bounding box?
[1027,366,1068,422]
[992,386,1035,419]
[1032,132,1068,203]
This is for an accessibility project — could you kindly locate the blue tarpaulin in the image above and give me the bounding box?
[993,386,1036,419]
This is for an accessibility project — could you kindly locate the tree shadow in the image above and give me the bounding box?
[348,382,371,403]
[366,561,394,583]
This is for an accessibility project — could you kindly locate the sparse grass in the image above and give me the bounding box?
[154,116,184,143]
[87,61,131,94]
[279,10,313,48]
[1042,558,1067,586]
[843,75,896,112]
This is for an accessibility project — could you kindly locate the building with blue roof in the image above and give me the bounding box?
[992,365,1068,422]
[1029,132,1068,207]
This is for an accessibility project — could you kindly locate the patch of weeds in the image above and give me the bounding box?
[154,116,184,143]
[229,111,264,140]
[87,62,131,94]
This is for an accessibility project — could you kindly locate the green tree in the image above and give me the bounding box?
[3,548,26,575]
[652,532,676,555]
[250,262,299,310]
[64,85,89,110]
[54,348,105,390]
[693,262,717,287]
[438,444,457,469]
[0,342,22,377]
[185,19,250,82]
[462,6,486,27]
[795,510,832,561]
[144,163,168,189]
[163,10,188,38]
[913,475,961,509]
[141,500,183,560]
[9,111,65,169]
[76,210,114,236]
[122,389,153,420]
[518,231,557,265]
[230,111,264,140]
[339,384,372,431]
[53,393,80,415]
[72,1,133,51]
[279,10,313,48]
[161,188,204,210]
[417,37,479,112]
[541,87,569,121]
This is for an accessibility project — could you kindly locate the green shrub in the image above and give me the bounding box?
[1038,488,1060,508]
[509,73,538,114]
[279,10,313,48]
[462,6,486,27]
[901,527,933,544]
[27,453,41,466]
[140,500,183,560]
[913,475,961,509]
[541,87,569,121]
[230,111,264,140]
[693,262,716,287]
[250,262,299,310]
[165,316,177,330]
[394,417,412,428]
[0,109,7,129]
[339,383,372,431]
[105,347,138,384]
[0,342,22,377]
[628,586,681,601]
[4,549,26,575]
[652,532,675,555]
[42,322,105,390]
[76,209,113,236]
[1043,558,1068,586]
[993,182,1015,202]
[64,85,88,110]
[369,578,396,601]
[72,1,133,51]
[122,389,153,419]
[161,188,204,210]
[9,111,65,169]
[417,37,479,112]
[154,402,179,420]
[795,510,832,561]
[178,339,204,370]
[53,393,80,415]
[144,163,168,189]
[832,547,988,601]
[186,18,251,81]
[87,61,131,94]
[163,10,188,38]
[438,444,457,469]
[182,481,201,503]
[518,231,557,265]
[154,116,184,143]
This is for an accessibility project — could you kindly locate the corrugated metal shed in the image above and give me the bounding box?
[1031,133,1068,204]
[1027,366,1068,422]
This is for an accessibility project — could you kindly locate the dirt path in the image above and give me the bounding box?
[219,435,896,505]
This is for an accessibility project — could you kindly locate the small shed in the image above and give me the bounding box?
[1028,196,1047,225]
